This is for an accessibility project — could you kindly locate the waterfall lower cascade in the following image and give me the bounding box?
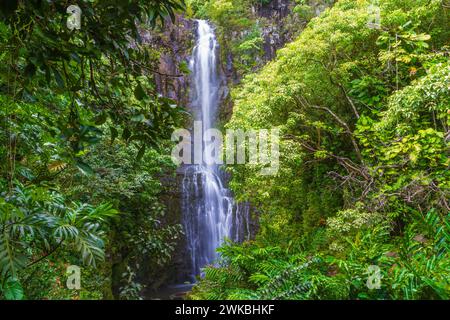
[181,20,250,281]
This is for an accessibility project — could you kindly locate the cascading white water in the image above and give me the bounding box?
[181,20,249,281]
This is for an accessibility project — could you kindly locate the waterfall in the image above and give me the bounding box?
[181,20,249,281]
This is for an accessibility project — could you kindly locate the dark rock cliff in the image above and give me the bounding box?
[256,0,298,62]
[140,15,195,108]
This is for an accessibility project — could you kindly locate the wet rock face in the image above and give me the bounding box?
[159,172,192,284]
[216,1,300,86]
[257,0,291,19]
[255,0,297,63]
[222,1,333,81]
[139,16,195,107]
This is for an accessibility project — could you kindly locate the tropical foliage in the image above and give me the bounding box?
[191,0,450,300]
[1,0,448,301]
[0,0,185,299]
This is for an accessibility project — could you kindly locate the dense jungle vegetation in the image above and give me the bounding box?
[0,0,186,299]
[0,0,449,300]
[188,0,450,300]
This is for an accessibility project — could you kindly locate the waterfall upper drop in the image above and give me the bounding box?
[181,20,249,281]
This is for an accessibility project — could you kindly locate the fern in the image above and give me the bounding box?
[0,184,118,296]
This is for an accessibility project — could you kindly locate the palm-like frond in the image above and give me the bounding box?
[0,184,118,285]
